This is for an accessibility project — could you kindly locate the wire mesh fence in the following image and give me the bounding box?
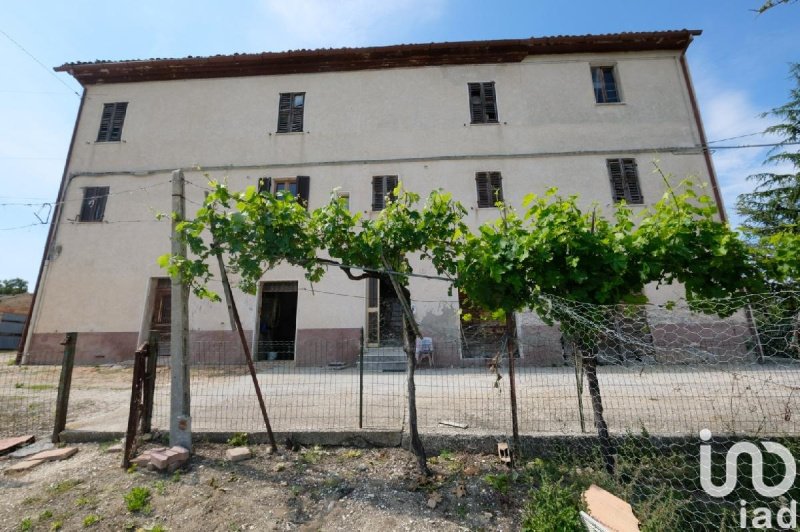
[2,291,799,529]
[0,352,60,438]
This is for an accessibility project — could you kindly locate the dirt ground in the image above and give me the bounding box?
[1,442,521,531]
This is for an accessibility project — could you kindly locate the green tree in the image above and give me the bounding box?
[159,181,324,299]
[314,186,467,474]
[163,181,466,475]
[736,64,800,354]
[0,278,28,295]
[736,63,800,238]
[456,176,755,473]
[755,0,798,13]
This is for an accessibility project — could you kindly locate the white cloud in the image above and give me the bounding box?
[257,0,447,49]
[693,72,786,228]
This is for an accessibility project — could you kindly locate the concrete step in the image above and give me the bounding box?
[359,361,406,372]
[359,348,408,371]
[362,354,406,363]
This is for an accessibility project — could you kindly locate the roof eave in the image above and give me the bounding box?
[54,30,702,86]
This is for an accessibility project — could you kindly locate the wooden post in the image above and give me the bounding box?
[211,232,278,452]
[380,256,429,475]
[140,330,159,434]
[52,332,76,443]
[170,169,192,450]
[583,350,615,475]
[123,343,148,469]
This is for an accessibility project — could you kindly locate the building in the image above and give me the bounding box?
[20,30,725,367]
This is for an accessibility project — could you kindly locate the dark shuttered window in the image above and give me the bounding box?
[296,176,310,207]
[96,102,128,142]
[607,159,643,204]
[591,66,620,104]
[277,92,305,133]
[475,172,503,208]
[258,177,272,194]
[468,82,498,124]
[371,175,398,211]
[79,186,110,222]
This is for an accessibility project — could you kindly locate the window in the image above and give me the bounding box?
[467,82,498,124]
[475,172,503,208]
[336,191,350,211]
[96,102,128,142]
[275,179,298,197]
[591,66,620,103]
[371,176,398,211]
[257,176,310,207]
[607,159,643,204]
[277,92,305,133]
[79,186,109,222]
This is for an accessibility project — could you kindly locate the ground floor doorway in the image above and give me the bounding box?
[257,281,298,360]
[150,278,171,356]
[366,276,405,347]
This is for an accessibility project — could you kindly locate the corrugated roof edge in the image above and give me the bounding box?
[54,30,702,85]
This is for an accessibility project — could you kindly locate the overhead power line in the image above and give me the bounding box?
[0,28,80,98]
[706,132,767,144]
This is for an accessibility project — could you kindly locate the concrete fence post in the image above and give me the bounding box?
[52,332,77,443]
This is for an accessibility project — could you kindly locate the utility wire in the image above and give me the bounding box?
[0,28,80,98]
[706,132,768,144]
[0,180,171,208]
[0,222,48,231]
[706,141,800,150]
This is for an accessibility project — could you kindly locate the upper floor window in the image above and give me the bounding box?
[607,159,643,204]
[96,102,128,142]
[79,186,110,222]
[277,92,305,133]
[336,191,350,211]
[591,66,620,104]
[468,82,498,124]
[275,178,298,197]
[258,176,310,207]
[372,175,398,211]
[475,172,503,208]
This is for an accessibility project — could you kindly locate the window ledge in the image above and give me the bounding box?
[93,140,124,144]
[595,102,625,106]
[468,122,502,126]
[273,131,306,135]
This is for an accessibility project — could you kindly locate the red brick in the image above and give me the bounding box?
[149,451,170,470]
[131,454,151,467]
[225,447,252,462]
[169,446,190,462]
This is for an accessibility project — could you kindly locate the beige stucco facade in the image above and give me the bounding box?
[24,33,722,365]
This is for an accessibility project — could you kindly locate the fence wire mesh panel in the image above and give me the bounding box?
[0,352,61,438]
[3,291,799,529]
[150,339,406,433]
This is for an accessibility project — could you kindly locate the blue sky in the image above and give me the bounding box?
[1,0,798,287]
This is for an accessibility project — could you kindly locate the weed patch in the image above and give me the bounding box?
[124,487,152,514]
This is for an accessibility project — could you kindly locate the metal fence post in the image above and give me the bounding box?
[52,332,77,443]
[140,330,159,434]
[359,328,364,429]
